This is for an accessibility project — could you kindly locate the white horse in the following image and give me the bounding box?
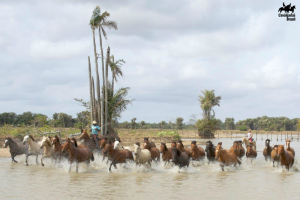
[242,137,256,150]
[23,135,42,166]
[134,143,151,166]
[40,136,54,167]
[114,140,131,151]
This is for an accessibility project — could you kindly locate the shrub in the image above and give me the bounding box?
[157,130,181,141]
[239,125,247,131]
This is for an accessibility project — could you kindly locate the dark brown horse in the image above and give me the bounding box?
[177,140,191,157]
[275,145,294,171]
[103,143,134,172]
[286,140,295,157]
[4,137,28,163]
[190,141,205,160]
[144,141,160,162]
[205,140,216,162]
[62,139,94,173]
[160,142,172,163]
[171,147,189,172]
[271,145,280,167]
[246,144,257,163]
[263,139,273,161]
[143,137,156,148]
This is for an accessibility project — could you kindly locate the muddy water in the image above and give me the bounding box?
[1,135,300,200]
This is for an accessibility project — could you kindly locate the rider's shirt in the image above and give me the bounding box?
[247,132,252,139]
[91,125,100,135]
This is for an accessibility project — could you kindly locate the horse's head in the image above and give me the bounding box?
[4,137,11,148]
[52,135,61,146]
[215,144,222,159]
[273,145,279,155]
[79,130,90,140]
[134,142,140,156]
[191,141,197,151]
[99,137,108,149]
[205,140,212,152]
[143,141,150,150]
[103,143,112,156]
[246,145,254,155]
[171,147,181,163]
[286,139,291,148]
[40,136,48,149]
[114,141,120,149]
[171,141,176,148]
[177,140,184,149]
[232,141,239,153]
[62,139,71,153]
[277,145,285,156]
[265,139,271,147]
[23,135,30,145]
[160,142,167,153]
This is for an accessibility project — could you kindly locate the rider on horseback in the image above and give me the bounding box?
[91,121,100,149]
[247,129,253,142]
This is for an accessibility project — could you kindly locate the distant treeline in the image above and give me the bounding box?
[0,112,299,131]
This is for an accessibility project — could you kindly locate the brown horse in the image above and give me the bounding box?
[271,145,280,167]
[237,141,245,158]
[230,141,241,158]
[144,141,160,162]
[286,140,295,157]
[263,139,273,161]
[51,135,68,163]
[160,142,172,163]
[177,140,191,157]
[143,138,156,148]
[246,144,257,163]
[79,130,102,151]
[275,145,294,171]
[171,141,177,148]
[103,143,134,172]
[215,148,241,171]
[62,139,94,173]
[190,141,205,160]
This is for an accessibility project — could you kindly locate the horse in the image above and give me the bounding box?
[133,142,151,167]
[275,145,294,171]
[171,147,189,172]
[51,135,68,163]
[237,141,245,158]
[171,141,177,148]
[79,130,103,151]
[40,136,54,167]
[286,140,295,157]
[62,138,94,173]
[143,137,156,148]
[230,141,241,158]
[177,140,191,157]
[160,142,172,164]
[242,137,256,149]
[113,140,131,151]
[103,143,134,172]
[190,141,205,160]
[205,140,216,162]
[215,148,241,171]
[23,135,42,166]
[278,3,291,13]
[263,139,273,161]
[144,141,160,162]
[4,137,28,163]
[246,144,257,163]
[271,145,280,167]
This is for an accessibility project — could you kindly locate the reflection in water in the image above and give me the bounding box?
[1,136,300,199]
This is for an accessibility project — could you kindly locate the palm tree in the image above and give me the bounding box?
[109,55,125,95]
[198,90,221,120]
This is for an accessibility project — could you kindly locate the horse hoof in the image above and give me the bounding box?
[42,164,44,167]
[26,164,28,166]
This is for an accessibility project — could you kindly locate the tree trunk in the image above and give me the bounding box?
[92,27,101,127]
[99,27,105,135]
[92,77,96,122]
[105,46,110,135]
[112,71,115,96]
[88,56,93,124]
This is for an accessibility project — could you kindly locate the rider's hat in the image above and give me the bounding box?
[92,121,97,125]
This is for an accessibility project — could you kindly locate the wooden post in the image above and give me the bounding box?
[92,77,96,122]
[88,56,93,124]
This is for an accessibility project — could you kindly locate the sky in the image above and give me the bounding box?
[0,0,299,123]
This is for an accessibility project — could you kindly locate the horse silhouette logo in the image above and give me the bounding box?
[278,3,296,21]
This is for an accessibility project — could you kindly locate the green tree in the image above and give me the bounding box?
[176,117,184,130]
[224,118,235,130]
[131,118,137,129]
[109,55,124,95]
[198,90,221,120]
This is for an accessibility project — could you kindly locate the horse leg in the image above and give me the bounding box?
[76,162,79,173]
[25,153,30,166]
[220,164,224,171]
[69,161,72,173]
[272,160,275,167]
[109,162,114,172]
[41,156,44,167]
[12,154,18,163]
[114,163,117,169]
[36,155,39,165]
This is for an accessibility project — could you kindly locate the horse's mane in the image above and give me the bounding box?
[54,135,61,145]
[161,142,168,151]
[29,135,36,142]
[135,142,140,146]
[71,138,78,147]
[206,140,211,144]
[191,141,197,147]
[6,137,16,144]
[178,140,184,148]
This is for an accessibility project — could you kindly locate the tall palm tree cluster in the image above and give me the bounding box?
[196,90,222,137]
[88,6,132,135]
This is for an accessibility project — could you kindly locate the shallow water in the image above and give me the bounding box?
[1,135,300,200]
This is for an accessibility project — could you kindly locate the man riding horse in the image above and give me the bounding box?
[247,129,253,142]
[91,121,100,149]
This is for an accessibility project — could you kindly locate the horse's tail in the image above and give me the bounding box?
[91,153,95,162]
[237,158,242,165]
